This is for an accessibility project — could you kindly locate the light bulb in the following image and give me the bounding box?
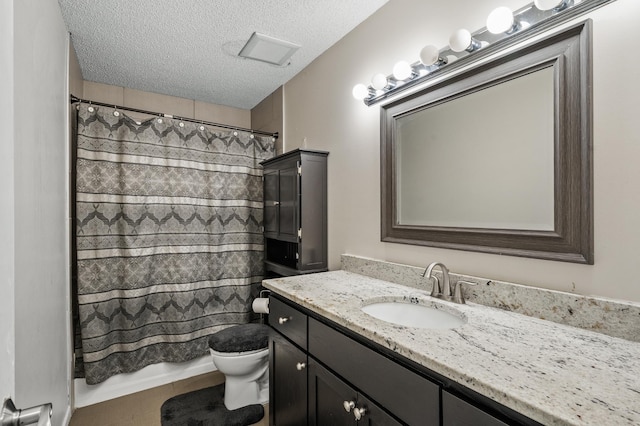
[419,45,444,66]
[371,73,388,90]
[392,61,413,81]
[534,0,568,11]
[352,83,370,100]
[486,7,515,34]
[449,29,479,53]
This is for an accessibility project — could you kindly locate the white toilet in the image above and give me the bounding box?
[208,323,270,410]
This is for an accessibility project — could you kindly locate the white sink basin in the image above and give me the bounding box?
[361,301,465,329]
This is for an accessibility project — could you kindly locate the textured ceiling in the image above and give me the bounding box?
[58,0,388,109]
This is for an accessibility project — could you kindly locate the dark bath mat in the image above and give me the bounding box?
[161,384,264,426]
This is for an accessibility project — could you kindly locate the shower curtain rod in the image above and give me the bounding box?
[69,94,279,139]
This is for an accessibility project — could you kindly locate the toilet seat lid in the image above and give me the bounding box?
[208,323,269,353]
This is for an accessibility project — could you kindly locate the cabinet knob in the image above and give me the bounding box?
[278,316,290,325]
[295,362,306,371]
[353,407,367,420]
[273,201,280,206]
[343,400,355,413]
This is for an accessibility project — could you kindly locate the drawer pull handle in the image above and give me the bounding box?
[353,407,367,420]
[278,317,290,325]
[343,400,355,413]
[295,362,306,371]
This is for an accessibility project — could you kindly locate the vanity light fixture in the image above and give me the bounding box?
[534,0,572,11]
[486,7,518,34]
[449,29,481,53]
[392,60,415,81]
[352,83,375,100]
[371,73,391,90]
[352,0,611,106]
[419,45,447,67]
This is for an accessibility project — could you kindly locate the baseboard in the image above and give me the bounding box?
[74,356,216,408]
[62,404,73,426]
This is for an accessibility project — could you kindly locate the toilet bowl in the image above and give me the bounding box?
[208,323,270,410]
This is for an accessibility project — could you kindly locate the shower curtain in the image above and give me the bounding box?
[74,105,275,384]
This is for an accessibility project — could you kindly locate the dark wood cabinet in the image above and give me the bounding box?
[268,295,543,426]
[263,165,298,242]
[269,296,309,426]
[309,359,402,426]
[269,295,428,426]
[308,318,439,426]
[269,331,308,426]
[261,149,328,276]
[308,359,356,426]
[442,391,509,426]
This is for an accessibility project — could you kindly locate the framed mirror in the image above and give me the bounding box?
[381,21,593,264]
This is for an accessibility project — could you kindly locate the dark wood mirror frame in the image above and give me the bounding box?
[381,21,593,264]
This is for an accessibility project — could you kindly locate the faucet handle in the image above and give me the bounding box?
[428,276,441,298]
[453,280,477,304]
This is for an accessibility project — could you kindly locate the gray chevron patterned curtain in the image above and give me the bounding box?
[74,105,274,384]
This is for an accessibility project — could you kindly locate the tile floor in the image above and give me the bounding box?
[69,371,269,426]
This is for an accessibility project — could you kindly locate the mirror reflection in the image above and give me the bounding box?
[381,21,593,264]
[396,67,555,231]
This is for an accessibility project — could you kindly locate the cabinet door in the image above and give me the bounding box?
[263,169,279,236]
[269,331,308,426]
[309,359,402,426]
[298,154,327,271]
[277,164,299,241]
[308,359,356,426]
[309,318,440,425]
[357,393,403,426]
[442,391,509,426]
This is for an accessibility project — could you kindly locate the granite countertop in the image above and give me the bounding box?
[263,270,640,426]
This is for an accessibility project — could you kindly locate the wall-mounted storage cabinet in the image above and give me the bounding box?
[261,149,328,276]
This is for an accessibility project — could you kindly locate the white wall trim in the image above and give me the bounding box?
[62,405,73,426]
[74,356,216,408]
[64,30,74,422]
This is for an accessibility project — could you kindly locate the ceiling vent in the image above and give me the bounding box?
[238,32,301,66]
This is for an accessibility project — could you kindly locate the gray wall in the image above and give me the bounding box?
[283,0,640,302]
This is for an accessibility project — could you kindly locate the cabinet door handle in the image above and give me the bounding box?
[295,362,306,371]
[273,201,280,206]
[343,400,355,413]
[353,407,367,420]
[278,316,290,325]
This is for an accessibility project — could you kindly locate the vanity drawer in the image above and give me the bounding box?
[442,391,509,426]
[269,296,308,349]
[309,318,440,426]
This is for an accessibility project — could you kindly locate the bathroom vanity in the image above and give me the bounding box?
[264,269,640,425]
[269,294,528,425]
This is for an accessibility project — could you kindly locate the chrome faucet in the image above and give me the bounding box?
[421,262,451,300]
